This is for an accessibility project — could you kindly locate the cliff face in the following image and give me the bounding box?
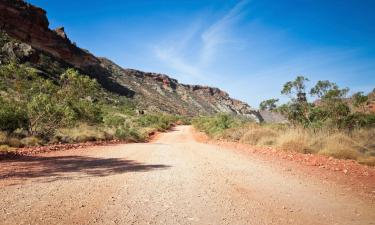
[0,0,260,120]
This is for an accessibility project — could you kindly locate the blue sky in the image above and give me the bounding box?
[28,0,375,107]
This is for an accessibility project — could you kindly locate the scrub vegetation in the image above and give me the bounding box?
[0,63,187,151]
[193,77,375,166]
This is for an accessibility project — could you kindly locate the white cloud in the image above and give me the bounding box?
[151,0,250,83]
[201,0,250,64]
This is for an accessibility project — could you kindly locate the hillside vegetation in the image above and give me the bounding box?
[193,77,375,166]
[0,63,186,152]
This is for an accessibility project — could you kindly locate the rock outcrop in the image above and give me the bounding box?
[258,111,288,123]
[0,0,260,120]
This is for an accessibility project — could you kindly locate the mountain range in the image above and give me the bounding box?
[0,0,263,121]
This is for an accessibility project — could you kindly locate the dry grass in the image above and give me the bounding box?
[319,133,360,159]
[220,125,251,141]
[276,129,316,154]
[7,137,23,148]
[20,136,41,147]
[0,144,13,152]
[55,124,108,143]
[358,156,375,166]
[0,131,7,144]
[240,126,278,146]
[208,121,375,165]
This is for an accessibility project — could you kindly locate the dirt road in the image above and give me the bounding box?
[0,126,374,225]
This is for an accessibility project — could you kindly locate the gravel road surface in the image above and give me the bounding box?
[0,126,374,225]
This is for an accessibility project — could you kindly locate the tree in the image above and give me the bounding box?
[259,98,279,111]
[0,97,28,132]
[310,80,349,101]
[281,76,311,126]
[310,80,337,98]
[352,92,368,112]
[281,76,309,103]
[27,93,67,137]
[310,80,350,128]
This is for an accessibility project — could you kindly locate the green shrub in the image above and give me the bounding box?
[27,93,67,137]
[192,113,245,137]
[70,100,103,124]
[137,114,178,131]
[114,125,144,142]
[0,98,28,132]
[103,114,127,128]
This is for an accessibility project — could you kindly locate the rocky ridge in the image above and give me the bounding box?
[0,0,260,120]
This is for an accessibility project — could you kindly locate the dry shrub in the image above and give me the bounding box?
[358,156,375,166]
[240,126,278,146]
[0,145,13,152]
[220,126,249,141]
[21,136,41,147]
[319,133,359,160]
[276,129,315,154]
[7,137,23,148]
[258,136,278,146]
[0,131,7,144]
[206,118,375,165]
[350,129,375,156]
[55,124,107,143]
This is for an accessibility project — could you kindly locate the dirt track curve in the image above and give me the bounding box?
[0,126,374,225]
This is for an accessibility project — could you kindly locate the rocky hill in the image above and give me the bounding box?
[0,0,260,121]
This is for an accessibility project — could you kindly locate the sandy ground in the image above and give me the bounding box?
[0,126,374,225]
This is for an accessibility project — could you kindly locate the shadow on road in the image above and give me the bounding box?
[0,155,170,183]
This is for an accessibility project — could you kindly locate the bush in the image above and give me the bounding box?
[114,125,145,142]
[319,133,360,160]
[358,157,375,166]
[240,126,277,146]
[137,114,178,131]
[0,98,28,132]
[0,145,13,152]
[192,114,245,137]
[70,100,103,124]
[6,137,23,148]
[220,125,249,141]
[27,93,67,137]
[0,131,7,144]
[103,114,127,128]
[55,124,107,143]
[20,136,41,146]
[277,129,315,153]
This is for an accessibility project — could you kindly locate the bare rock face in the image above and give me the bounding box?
[259,111,288,123]
[0,0,94,65]
[1,42,38,63]
[54,27,68,40]
[0,0,261,120]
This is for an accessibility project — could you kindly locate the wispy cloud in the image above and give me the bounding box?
[152,0,250,83]
[201,0,250,63]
